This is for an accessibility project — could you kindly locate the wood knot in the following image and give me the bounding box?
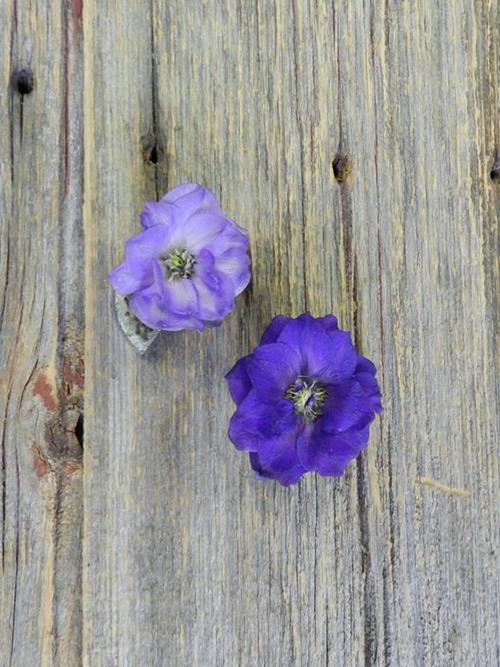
[142,132,162,164]
[332,153,352,184]
[12,68,34,95]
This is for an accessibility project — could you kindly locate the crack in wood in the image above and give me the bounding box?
[8,449,20,667]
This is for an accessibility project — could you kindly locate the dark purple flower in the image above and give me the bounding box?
[226,314,382,486]
[110,183,251,331]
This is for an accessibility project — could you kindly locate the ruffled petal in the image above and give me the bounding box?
[353,371,383,414]
[214,247,251,295]
[245,343,301,402]
[321,380,376,433]
[317,314,339,333]
[130,293,202,331]
[250,440,306,487]
[256,404,298,465]
[140,184,221,229]
[192,275,234,321]
[225,357,252,405]
[140,200,176,230]
[128,291,164,330]
[124,224,172,260]
[128,262,202,331]
[259,315,291,345]
[168,213,228,253]
[249,452,276,480]
[109,257,153,296]
[163,183,221,218]
[204,220,249,255]
[355,355,377,376]
[297,424,370,476]
[163,277,199,317]
[278,314,357,383]
[228,390,274,451]
[191,249,236,321]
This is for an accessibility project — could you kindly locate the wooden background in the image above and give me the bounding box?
[1,1,498,665]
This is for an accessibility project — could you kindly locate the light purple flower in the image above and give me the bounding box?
[226,314,382,486]
[110,184,251,331]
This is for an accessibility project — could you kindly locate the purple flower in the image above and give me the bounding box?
[110,183,251,331]
[226,314,382,486]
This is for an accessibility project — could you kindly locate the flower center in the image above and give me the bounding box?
[162,248,196,280]
[285,378,328,423]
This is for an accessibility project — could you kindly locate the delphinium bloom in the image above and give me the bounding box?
[110,183,251,331]
[226,314,382,486]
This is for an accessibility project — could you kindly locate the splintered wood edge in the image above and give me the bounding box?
[114,292,160,354]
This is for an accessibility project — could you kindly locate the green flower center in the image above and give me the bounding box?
[285,378,328,423]
[162,248,196,280]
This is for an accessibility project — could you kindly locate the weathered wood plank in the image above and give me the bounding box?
[0,1,83,665]
[82,1,499,666]
[82,1,160,663]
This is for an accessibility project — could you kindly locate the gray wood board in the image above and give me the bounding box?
[1,0,84,665]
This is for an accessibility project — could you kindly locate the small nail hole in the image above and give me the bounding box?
[13,68,34,95]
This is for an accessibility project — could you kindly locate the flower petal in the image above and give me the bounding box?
[259,315,291,345]
[140,184,221,229]
[245,343,301,402]
[125,224,172,260]
[130,293,202,331]
[249,452,275,480]
[355,355,377,375]
[214,247,251,295]
[250,444,306,487]
[225,357,252,405]
[140,200,176,230]
[204,220,249,255]
[163,276,199,317]
[163,183,221,218]
[317,315,339,333]
[297,425,370,476]
[353,371,383,414]
[191,250,236,321]
[228,390,274,451]
[128,290,165,330]
[256,403,299,467]
[169,213,228,253]
[321,380,376,433]
[109,257,153,296]
[278,314,357,383]
[128,262,202,331]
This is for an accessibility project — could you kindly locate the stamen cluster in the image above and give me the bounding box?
[285,378,328,422]
[163,248,196,280]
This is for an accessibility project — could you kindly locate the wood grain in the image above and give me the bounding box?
[1,0,499,665]
[0,0,84,664]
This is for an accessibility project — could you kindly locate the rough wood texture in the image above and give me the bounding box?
[1,0,499,665]
[1,0,84,665]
